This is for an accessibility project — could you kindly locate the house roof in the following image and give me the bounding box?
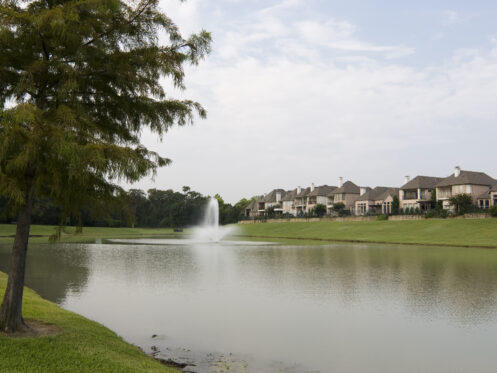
[491,184,497,193]
[246,200,258,210]
[263,189,286,203]
[356,187,397,202]
[282,189,298,201]
[435,170,496,188]
[477,190,491,200]
[296,187,311,198]
[330,181,360,195]
[308,185,337,197]
[401,176,443,190]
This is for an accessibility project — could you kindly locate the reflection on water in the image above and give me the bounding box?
[1,242,497,372]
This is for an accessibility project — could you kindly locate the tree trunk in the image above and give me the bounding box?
[0,182,34,333]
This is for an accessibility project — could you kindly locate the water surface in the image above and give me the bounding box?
[1,241,497,372]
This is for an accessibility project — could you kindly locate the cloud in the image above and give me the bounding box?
[442,10,460,26]
[131,1,497,202]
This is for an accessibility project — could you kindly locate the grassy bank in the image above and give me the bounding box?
[238,219,497,248]
[0,272,178,373]
[0,225,181,244]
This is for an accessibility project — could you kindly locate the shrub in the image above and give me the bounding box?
[376,214,389,221]
[489,206,497,217]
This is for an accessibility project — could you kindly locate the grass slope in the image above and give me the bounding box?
[0,225,180,244]
[239,219,497,248]
[0,272,178,373]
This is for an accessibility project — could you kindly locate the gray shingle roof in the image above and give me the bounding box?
[477,190,490,200]
[356,187,398,202]
[296,187,311,198]
[282,189,298,201]
[491,184,497,193]
[435,170,496,188]
[263,189,286,203]
[401,176,443,190]
[308,185,337,197]
[330,181,360,196]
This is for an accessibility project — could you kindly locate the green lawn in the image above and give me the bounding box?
[0,225,182,244]
[0,272,178,373]
[238,219,497,248]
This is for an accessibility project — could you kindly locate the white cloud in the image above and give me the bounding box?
[442,10,460,26]
[131,1,497,202]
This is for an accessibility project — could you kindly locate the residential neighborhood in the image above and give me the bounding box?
[245,167,497,218]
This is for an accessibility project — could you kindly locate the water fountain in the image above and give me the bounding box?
[193,197,233,243]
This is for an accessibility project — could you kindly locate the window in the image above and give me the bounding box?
[454,185,472,195]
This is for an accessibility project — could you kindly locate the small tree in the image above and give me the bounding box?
[448,194,473,215]
[265,206,276,218]
[313,204,327,217]
[391,195,400,215]
[331,202,346,216]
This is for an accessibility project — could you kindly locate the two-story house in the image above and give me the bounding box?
[282,189,298,215]
[306,184,337,213]
[328,178,368,214]
[399,175,443,212]
[294,186,311,215]
[355,187,398,215]
[435,167,496,209]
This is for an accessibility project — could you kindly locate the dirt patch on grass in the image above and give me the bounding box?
[0,320,62,338]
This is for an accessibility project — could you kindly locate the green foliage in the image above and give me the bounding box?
[313,204,327,217]
[489,205,497,217]
[449,194,473,215]
[331,202,348,216]
[392,195,400,215]
[265,206,276,219]
[376,214,388,221]
[0,0,211,225]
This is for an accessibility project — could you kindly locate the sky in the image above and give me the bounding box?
[127,0,497,203]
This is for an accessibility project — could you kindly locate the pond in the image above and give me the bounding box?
[1,240,497,372]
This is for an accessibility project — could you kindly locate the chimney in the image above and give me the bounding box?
[276,192,281,202]
[338,177,343,188]
[360,187,367,196]
[455,166,461,177]
[404,176,410,185]
[297,186,301,194]
[311,183,315,192]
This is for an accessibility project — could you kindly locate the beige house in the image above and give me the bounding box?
[282,189,298,215]
[435,167,496,209]
[262,189,286,215]
[490,184,497,206]
[477,190,491,209]
[355,187,399,216]
[306,184,337,213]
[399,175,442,212]
[294,186,311,215]
[244,199,259,218]
[328,178,368,214]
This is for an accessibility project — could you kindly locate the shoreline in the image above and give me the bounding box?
[0,271,180,373]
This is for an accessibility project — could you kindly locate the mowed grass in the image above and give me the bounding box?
[0,272,178,373]
[0,225,181,244]
[238,219,497,248]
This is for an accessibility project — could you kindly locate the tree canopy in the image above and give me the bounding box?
[0,0,211,332]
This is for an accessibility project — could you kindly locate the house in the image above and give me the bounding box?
[491,184,497,207]
[477,190,491,209]
[435,167,496,209]
[355,187,399,215]
[306,184,337,213]
[262,189,286,215]
[328,178,368,214]
[399,175,443,212]
[294,186,311,215]
[244,199,259,218]
[282,189,298,215]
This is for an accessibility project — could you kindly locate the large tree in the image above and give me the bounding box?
[0,0,210,332]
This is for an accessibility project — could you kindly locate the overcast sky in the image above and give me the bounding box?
[126,0,497,203]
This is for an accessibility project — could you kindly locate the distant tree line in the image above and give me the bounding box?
[0,187,252,228]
